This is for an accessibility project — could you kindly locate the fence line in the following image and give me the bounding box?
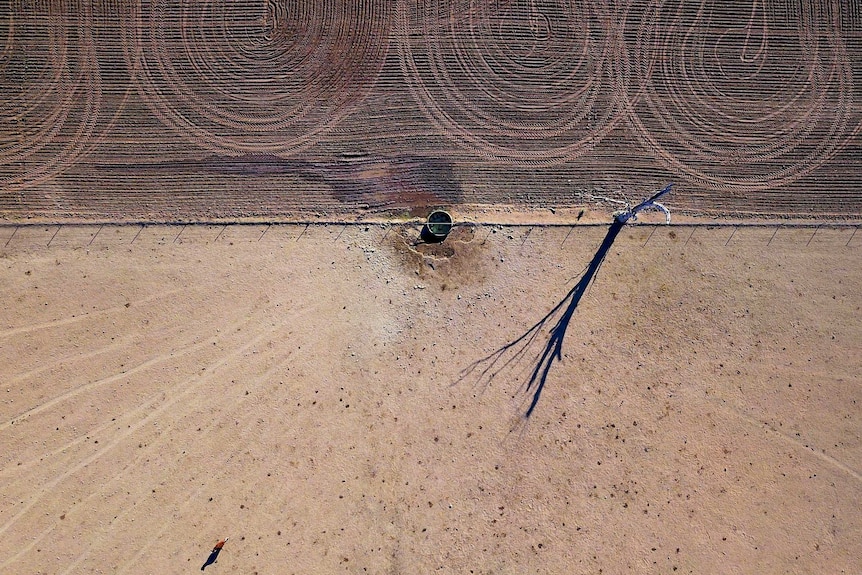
[1,220,861,231]
[1,221,860,250]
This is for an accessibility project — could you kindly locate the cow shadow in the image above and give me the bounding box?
[200,548,222,571]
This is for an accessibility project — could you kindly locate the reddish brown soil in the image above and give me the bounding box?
[2,1,862,221]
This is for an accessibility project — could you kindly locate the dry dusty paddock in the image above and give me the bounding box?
[1,221,860,574]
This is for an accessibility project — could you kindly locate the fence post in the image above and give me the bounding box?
[643,225,657,247]
[4,226,19,248]
[846,226,858,247]
[47,225,61,247]
[806,225,820,247]
[88,224,103,246]
[767,225,780,246]
[131,224,144,244]
[725,226,737,247]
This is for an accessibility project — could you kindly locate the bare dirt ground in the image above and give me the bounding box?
[1,222,860,574]
[2,2,862,574]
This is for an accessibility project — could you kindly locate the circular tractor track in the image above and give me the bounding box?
[398,0,626,165]
[123,0,391,156]
[1,0,132,192]
[620,0,862,192]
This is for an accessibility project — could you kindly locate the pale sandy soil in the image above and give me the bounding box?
[1,219,860,574]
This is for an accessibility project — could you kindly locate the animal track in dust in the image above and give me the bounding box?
[620,0,862,191]
[397,0,626,165]
[123,0,391,155]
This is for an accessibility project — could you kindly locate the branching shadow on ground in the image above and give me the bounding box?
[459,219,624,419]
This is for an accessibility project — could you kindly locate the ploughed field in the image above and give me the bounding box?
[2,1,862,220]
[1,223,861,573]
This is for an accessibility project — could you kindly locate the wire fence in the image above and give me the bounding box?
[1,221,860,250]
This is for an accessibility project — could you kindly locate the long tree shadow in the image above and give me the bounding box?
[460,219,624,418]
[460,185,672,419]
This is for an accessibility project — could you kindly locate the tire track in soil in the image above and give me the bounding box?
[55,436,253,575]
[108,345,308,575]
[0,298,267,475]
[123,0,391,155]
[4,328,307,574]
[0,302,316,558]
[620,0,862,192]
[3,2,862,218]
[0,307,256,471]
[397,0,628,165]
[0,0,135,194]
[0,327,197,438]
[682,384,862,485]
[2,285,223,392]
[0,285,192,339]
